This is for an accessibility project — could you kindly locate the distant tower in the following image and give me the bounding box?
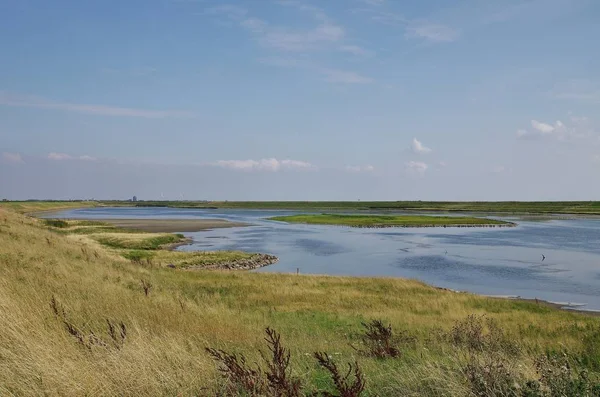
[132,196,138,202]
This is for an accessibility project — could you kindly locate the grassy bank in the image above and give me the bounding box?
[270,214,513,228]
[40,218,271,270]
[0,200,100,214]
[2,207,600,395]
[98,200,600,214]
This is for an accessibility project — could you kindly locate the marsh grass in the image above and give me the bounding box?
[1,207,600,395]
[269,214,512,228]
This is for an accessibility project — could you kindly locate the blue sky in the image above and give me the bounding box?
[1,0,599,200]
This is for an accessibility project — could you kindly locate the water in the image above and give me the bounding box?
[53,207,600,311]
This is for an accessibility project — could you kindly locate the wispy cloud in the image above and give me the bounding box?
[1,152,24,164]
[321,68,373,84]
[47,153,97,161]
[345,164,375,172]
[352,7,458,43]
[406,161,428,175]
[338,44,373,57]
[550,79,600,103]
[207,3,374,83]
[411,138,432,154]
[213,158,316,172]
[405,22,460,43]
[208,3,344,52]
[204,4,247,19]
[358,0,386,5]
[260,57,373,84]
[0,92,192,118]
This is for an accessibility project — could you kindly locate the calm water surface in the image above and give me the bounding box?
[54,207,600,311]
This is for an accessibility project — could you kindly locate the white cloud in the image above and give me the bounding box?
[516,118,593,141]
[48,153,97,161]
[345,164,375,172]
[411,138,432,154]
[48,152,73,161]
[406,161,428,175]
[531,120,555,134]
[492,166,506,173]
[214,158,316,172]
[280,159,315,169]
[1,152,24,164]
[0,92,191,118]
[405,22,459,43]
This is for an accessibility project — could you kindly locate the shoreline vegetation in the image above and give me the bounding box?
[39,218,278,271]
[269,213,514,228]
[2,202,600,394]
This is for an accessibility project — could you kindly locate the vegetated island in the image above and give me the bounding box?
[269,213,515,228]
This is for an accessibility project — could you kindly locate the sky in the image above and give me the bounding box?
[1,0,599,200]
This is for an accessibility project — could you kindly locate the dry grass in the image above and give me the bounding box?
[1,207,600,396]
[0,200,99,214]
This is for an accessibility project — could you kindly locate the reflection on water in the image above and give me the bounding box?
[54,207,600,310]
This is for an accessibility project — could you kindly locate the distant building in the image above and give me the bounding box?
[132,196,138,202]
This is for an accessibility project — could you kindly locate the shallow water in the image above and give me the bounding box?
[54,207,600,311]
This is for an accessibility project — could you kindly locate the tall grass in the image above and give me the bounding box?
[1,207,599,395]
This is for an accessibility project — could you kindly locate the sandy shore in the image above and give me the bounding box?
[90,218,249,233]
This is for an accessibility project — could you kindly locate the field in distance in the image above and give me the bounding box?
[3,200,600,215]
[110,200,600,214]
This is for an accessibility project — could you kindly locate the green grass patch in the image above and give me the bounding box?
[92,233,186,250]
[269,213,512,227]
[43,219,69,228]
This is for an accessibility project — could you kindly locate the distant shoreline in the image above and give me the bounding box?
[4,200,600,217]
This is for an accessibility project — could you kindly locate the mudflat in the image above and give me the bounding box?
[93,218,248,232]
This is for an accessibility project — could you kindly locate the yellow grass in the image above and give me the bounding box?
[1,207,599,396]
[0,200,99,214]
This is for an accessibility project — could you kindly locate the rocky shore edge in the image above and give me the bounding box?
[186,253,279,271]
[330,222,516,229]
